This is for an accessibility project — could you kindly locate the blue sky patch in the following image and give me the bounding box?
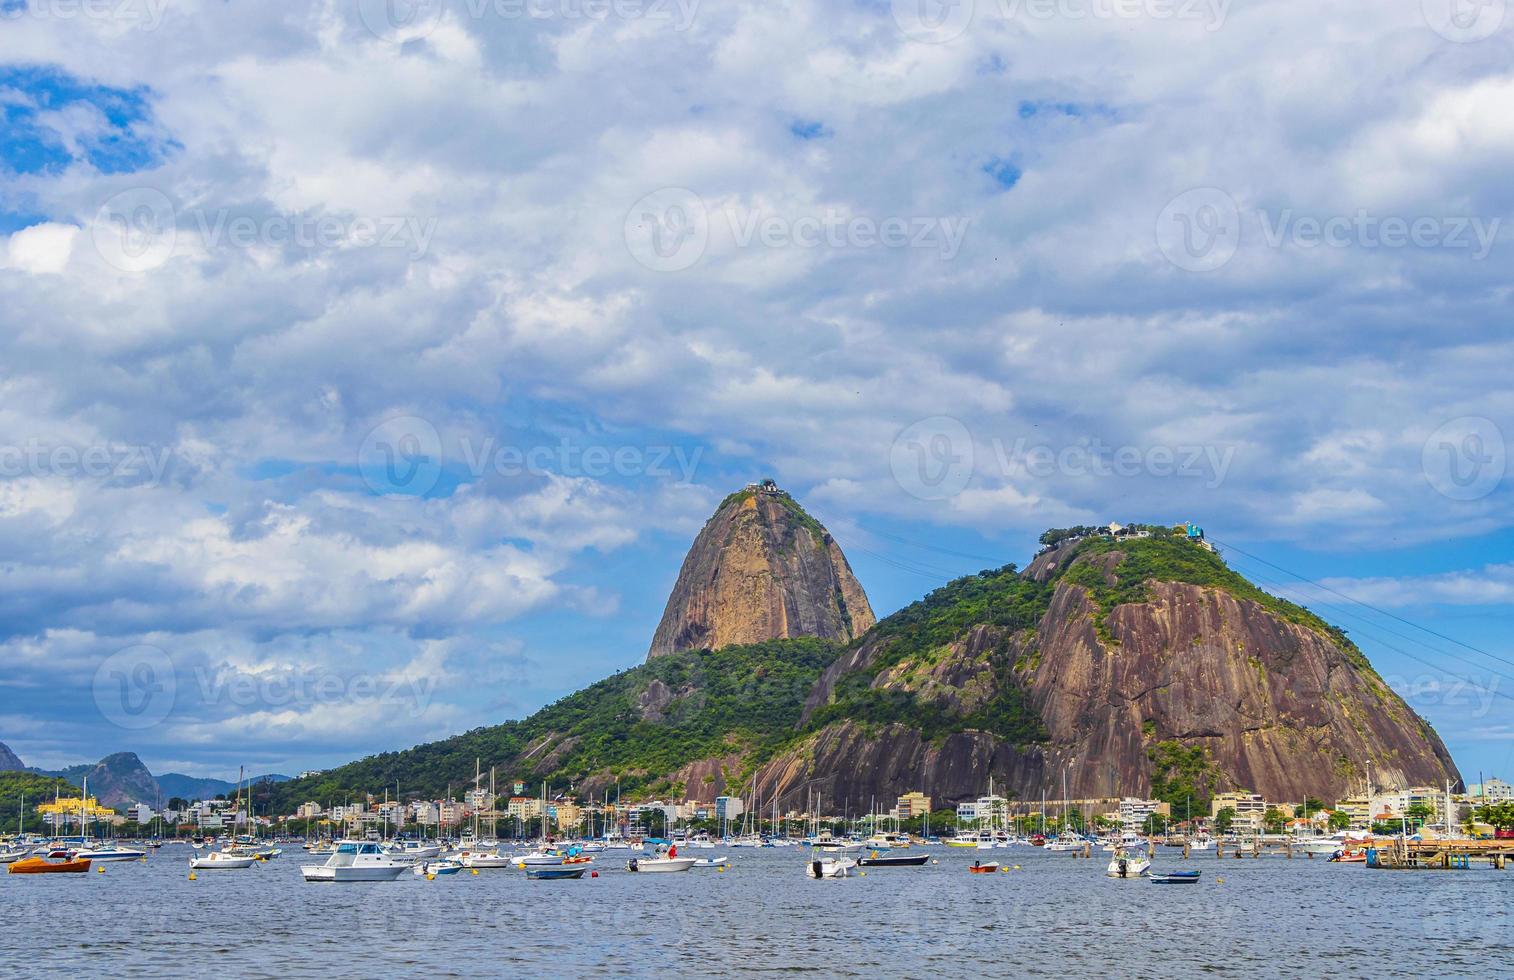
[790,119,832,141]
[983,157,1022,190]
[0,65,174,175]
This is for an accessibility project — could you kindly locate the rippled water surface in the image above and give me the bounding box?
[7,845,1512,978]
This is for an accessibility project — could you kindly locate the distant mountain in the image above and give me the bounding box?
[51,752,162,808]
[156,772,291,801]
[0,741,24,772]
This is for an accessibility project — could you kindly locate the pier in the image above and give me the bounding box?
[1366,839,1514,871]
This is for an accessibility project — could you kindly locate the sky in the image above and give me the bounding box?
[0,0,1510,787]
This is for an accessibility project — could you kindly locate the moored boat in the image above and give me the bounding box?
[1149,870,1202,884]
[527,866,587,880]
[968,861,1000,874]
[191,851,259,870]
[1107,852,1151,878]
[9,856,91,874]
[858,852,931,867]
[300,840,408,882]
[626,855,696,873]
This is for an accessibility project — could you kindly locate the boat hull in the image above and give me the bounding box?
[301,865,408,882]
[9,857,91,874]
[626,857,696,873]
[858,854,931,867]
[190,855,259,870]
[527,867,587,880]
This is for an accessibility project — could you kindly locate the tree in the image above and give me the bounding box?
[1327,810,1351,832]
[1300,797,1327,817]
[1263,807,1285,834]
[1142,812,1169,836]
[1213,807,1235,833]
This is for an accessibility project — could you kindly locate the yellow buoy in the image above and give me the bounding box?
[471,868,479,875]
[188,871,197,881]
[426,873,436,881]
[858,871,866,876]
[1013,865,1021,870]
[97,866,105,873]
[718,866,726,872]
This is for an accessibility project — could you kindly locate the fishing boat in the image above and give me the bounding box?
[805,854,856,878]
[1149,870,1202,884]
[9,856,91,874]
[857,851,931,867]
[191,851,260,870]
[300,840,408,882]
[968,860,1000,873]
[413,859,464,877]
[626,854,696,873]
[0,846,32,864]
[527,866,587,880]
[1106,851,1151,878]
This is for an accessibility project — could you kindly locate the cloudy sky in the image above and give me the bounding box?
[0,0,1510,786]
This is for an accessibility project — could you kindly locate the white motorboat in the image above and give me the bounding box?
[626,855,696,873]
[805,855,856,879]
[397,841,443,860]
[1107,852,1151,878]
[73,846,147,863]
[1187,836,1214,851]
[0,847,33,864]
[191,851,259,870]
[413,858,465,877]
[514,851,566,868]
[300,840,408,882]
[461,850,518,869]
[693,855,730,868]
[1298,833,1349,856]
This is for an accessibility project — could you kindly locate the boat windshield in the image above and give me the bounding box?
[337,843,358,854]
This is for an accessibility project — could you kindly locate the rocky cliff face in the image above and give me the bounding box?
[755,536,1460,807]
[647,488,875,659]
[0,741,23,772]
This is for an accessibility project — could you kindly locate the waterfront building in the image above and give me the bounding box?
[296,801,323,819]
[715,795,745,824]
[506,796,543,822]
[1211,792,1267,831]
[896,792,932,820]
[1117,797,1168,831]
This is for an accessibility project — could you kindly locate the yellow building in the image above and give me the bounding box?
[896,792,932,820]
[550,801,582,833]
[36,799,115,830]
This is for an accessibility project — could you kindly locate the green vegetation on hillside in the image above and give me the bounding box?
[1146,740,1219,815]
[0,771,80,832]
[271,638,837,810]
[808,564,1052,745]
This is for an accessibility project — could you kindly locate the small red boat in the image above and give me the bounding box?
[8,856,92,874]
[969,861,1000,874]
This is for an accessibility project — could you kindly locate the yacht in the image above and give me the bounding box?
[71,845,147,863]
[300,840,409,882]
[190,851,260,870]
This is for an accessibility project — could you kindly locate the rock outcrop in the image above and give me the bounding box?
[756,536,1461,807]
[647,486,875,659]
[0,741,23,772]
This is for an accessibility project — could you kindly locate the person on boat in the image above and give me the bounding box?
[667,844,677,859]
